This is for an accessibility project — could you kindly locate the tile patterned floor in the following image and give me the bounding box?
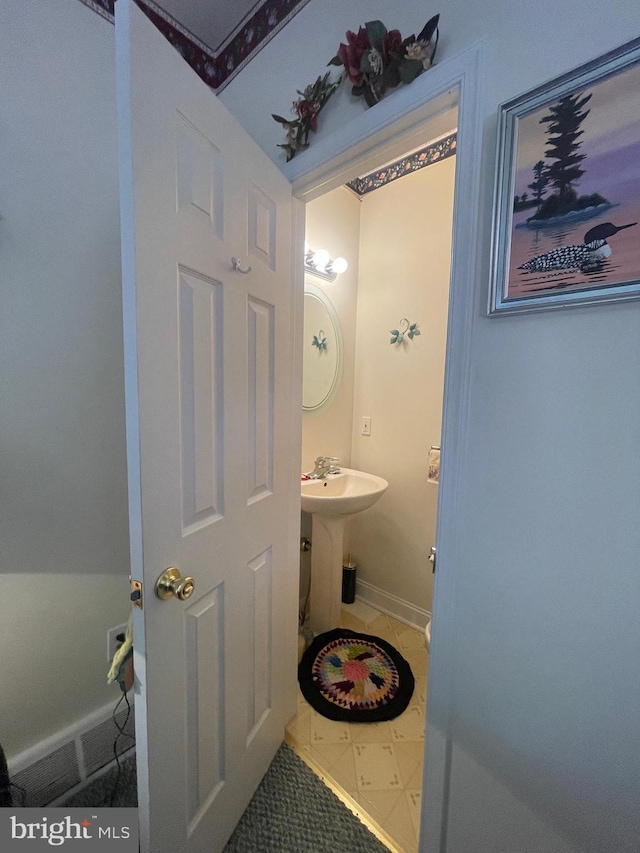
[286,606,429,853]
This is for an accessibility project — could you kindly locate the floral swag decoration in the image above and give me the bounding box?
[272,15,440,161]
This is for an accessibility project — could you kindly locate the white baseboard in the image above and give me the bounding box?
[8,697,135,807]
[355,579,431,632]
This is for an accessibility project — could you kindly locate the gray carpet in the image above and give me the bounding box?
[62,744,389,853]
[224,744,388,852]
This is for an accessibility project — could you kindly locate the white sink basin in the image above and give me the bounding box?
[301,467,388,518]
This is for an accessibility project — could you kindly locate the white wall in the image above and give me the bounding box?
[222,2,640,851]
[302,158,454,624]
[302,187,361,473]
[0,0,130,758]
[350,157,455,616]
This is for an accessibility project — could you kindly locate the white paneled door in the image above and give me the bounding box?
[115,2,298,850]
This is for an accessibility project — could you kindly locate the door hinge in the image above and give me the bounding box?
[130,576,143,609]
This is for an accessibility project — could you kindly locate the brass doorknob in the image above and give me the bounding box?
[155,567,195,601]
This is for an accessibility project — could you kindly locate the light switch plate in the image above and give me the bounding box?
[361,416,371,436]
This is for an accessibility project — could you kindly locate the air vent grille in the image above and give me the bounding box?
[11,742,80,807]
[81,708,136,777]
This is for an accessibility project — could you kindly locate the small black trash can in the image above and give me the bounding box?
[341,557,357,604]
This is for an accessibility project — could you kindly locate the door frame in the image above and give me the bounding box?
[284,41,485,853]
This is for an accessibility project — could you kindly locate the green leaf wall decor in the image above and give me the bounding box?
[390,319,421,345]
[312,331,328,351]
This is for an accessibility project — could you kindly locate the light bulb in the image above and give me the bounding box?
[329,257,348,275]
[312,249,330,270]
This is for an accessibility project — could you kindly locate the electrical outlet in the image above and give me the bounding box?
[107,622,128,662]
[361,416,372,436]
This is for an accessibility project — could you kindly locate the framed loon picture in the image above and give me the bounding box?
[489,38,640,315]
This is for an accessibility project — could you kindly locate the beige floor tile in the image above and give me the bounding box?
[339,611,368,632]
[407,696,427,716]
[367,613,392,633]
[413,674,428,705]
[393,740,423,788]
[308,741,351,771]
[341,601,381,625]
[353,742,402,791]
[390,706,426,743]
[286,706,311,747]
[402,648,429,678]
[355,789,403,823]
[405,761,424,792]
[406,789,422,838]
[328,744,358,795]
[368,623,402,646]
[395,627,425,651]
[349,720,392,743]
[386,787,418,852]
[310,709,352,745]
[385,615,411,635]
[396,835,418,853]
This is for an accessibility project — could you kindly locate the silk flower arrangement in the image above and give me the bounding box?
[272,15,440,161]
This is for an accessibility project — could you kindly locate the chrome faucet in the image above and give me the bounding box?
[326,457,341,474]
[308,456,330,479]
[307,456,340,479]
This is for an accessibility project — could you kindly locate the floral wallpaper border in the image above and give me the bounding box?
[215,0,313,90]
[133,0,222,87]
[76,0,310,91]
[347,132,457,196]
[78,0,114,22]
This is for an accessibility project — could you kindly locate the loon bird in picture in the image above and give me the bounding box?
[519,221,637,273]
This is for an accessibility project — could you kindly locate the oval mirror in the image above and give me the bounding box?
[302,283,342,411]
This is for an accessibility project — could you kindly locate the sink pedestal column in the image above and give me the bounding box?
[309,515,345,635]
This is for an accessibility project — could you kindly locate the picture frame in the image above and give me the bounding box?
[489,38,640,315]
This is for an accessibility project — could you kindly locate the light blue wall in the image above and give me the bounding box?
[1,0,130,757]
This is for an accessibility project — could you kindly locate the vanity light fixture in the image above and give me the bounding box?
[311,248,330,269]
[304,246,348,282]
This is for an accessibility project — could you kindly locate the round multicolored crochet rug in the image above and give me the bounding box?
[298,629,415,722]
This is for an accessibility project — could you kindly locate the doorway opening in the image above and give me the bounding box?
[287,95,460,853]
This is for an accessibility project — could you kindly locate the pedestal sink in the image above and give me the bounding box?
[301,468,388,635]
